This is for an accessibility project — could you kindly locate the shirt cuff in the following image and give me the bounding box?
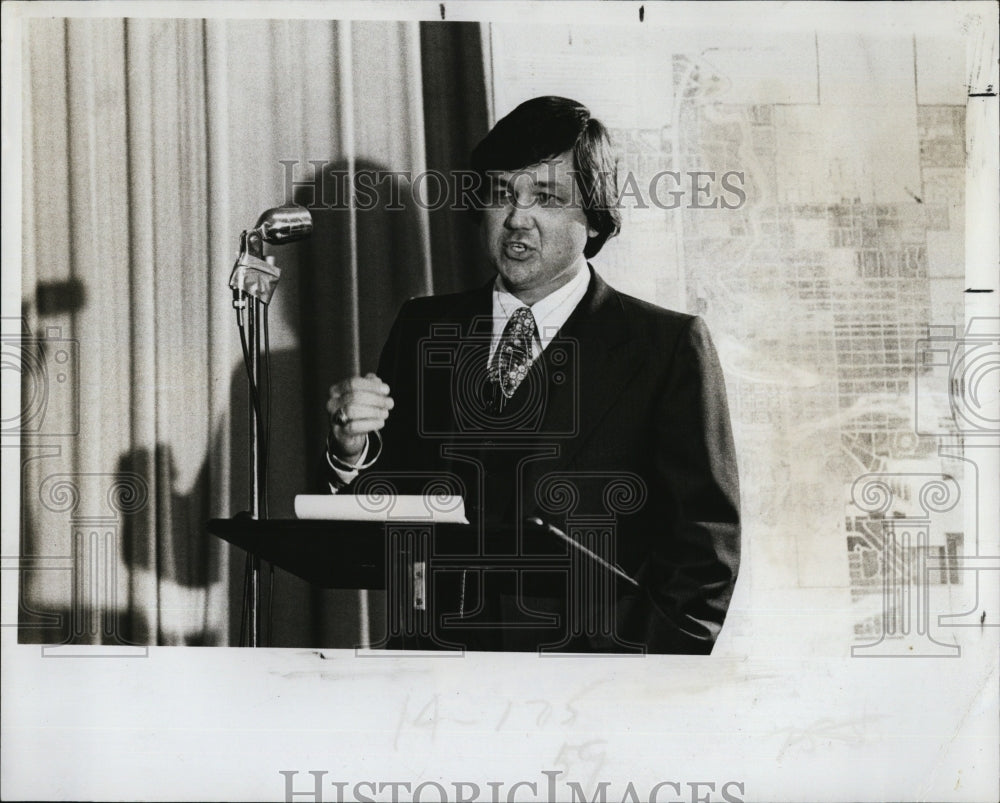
[326,439,369,493]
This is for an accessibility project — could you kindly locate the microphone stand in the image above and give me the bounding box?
[238,232,268,521]
[228,205,312,648]
[231,228,274,648]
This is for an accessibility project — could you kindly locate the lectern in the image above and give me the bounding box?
[208,516,641,651]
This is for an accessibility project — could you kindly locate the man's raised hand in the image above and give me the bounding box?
[327,372,393,463]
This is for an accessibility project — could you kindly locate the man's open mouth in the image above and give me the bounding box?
[503,241,533,259]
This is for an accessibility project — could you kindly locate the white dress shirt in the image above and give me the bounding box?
[489,262,590,364]
[330,264,591,487]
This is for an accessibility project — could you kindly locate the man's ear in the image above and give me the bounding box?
[587,225,599,239]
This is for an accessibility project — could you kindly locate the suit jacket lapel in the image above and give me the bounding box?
[523,268,647,510]
[434,278,494,447]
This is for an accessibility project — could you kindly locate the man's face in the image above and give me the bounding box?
[481,150,596,305]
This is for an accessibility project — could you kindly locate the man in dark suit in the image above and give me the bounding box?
[325,96,740,654]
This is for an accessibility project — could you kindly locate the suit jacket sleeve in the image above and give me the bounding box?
[625,315,741,654]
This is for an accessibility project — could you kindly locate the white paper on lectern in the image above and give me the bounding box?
[293,494,468,523]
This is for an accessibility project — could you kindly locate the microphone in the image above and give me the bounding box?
[253,205,313,244]
[526,517,639,588]
[230,205,313,305]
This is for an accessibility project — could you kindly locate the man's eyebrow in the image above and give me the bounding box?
[534,179,570,191]
[489,175,572,192]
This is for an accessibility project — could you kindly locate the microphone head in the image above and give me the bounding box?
[253,205,313,244]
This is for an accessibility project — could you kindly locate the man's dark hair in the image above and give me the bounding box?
[470,96,621,258]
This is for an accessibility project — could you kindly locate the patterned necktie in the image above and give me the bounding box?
[488,306,536,404]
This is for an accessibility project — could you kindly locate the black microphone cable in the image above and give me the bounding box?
[262,302,275,646]
[235,298,270,645]
[235,304,267,486]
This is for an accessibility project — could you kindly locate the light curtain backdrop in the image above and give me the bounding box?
[19,18,489,647]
